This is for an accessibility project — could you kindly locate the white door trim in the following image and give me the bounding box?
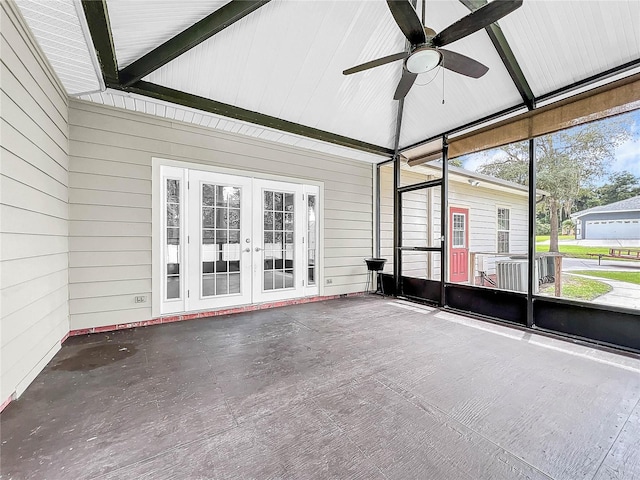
[153,158,324,318]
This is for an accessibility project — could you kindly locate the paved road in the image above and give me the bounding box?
[538,239,640,247]
[561,257,640,271]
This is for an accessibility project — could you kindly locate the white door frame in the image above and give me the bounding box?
[187,169,253,312]
[153,159,323,317]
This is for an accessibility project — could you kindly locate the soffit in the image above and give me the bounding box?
[14,0,102,95]
[77,88,386,163]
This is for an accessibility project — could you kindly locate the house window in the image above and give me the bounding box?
[497,207,510,253]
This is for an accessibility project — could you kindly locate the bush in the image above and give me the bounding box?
[536,222,551,235]
[562,219,575,235]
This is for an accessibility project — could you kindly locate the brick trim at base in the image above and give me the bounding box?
[68,292,365,337]
[0,394,13,413]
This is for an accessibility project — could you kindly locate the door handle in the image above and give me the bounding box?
[243,248,251,253]
[255,247,262,252]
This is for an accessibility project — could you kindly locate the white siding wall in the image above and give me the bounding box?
[380,165,528,281]
[1,1,69,402]
[68,100,373,330]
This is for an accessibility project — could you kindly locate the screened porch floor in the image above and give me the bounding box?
[2,296,639,479]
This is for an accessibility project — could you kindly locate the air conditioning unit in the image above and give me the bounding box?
[476,254,487,272]
[496,260,538,293]
[536,255,555,284]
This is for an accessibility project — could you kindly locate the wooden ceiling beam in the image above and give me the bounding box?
[81,0,118,85]
[119,0,270,87]
[458,0,535,110]
[113,81,394,157]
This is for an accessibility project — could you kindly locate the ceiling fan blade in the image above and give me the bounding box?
[394,69,418,100]
[432,0,523,47]
[343,52,409,75]
[440,49,489,78]
[386,0,426,46]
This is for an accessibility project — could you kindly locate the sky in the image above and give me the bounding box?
[461,109,640,181]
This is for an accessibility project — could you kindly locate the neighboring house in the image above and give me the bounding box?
[572,195,640,240]
[380,163,542,284]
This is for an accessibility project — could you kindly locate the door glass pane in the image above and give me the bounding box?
[453,213,465,248]
[307,195,316,285]
[202,183,241,297]
[263,189,294,291]
[166,179,181,300]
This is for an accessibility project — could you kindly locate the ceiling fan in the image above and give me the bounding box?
[343,0,523,100]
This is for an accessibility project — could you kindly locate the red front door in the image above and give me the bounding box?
[449,207,469,282]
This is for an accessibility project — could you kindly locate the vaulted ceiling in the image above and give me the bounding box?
[15,0,640,163]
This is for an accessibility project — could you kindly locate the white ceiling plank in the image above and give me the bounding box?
[499,0,640,97]
[145,0,405,148]
[105,0,230,69]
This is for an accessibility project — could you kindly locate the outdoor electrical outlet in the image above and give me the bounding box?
[326,279,333,285]
[134,296,147,303]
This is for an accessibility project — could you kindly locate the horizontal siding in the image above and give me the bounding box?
[1,253,68,289]
[1,233,68,261]
[69,265,151,283]
[1,147,68,201]
[68,100,373,329]
[1,175,68,219]
[0,0,69,402]
[69,279,152,299]
[448,184,528,276]
[69,188,151,208]
[70,308,152,331]
[379,165,528,281]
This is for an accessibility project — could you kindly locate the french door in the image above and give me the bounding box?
[160,167,319,314]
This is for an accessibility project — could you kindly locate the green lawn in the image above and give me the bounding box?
[535,244,636,260]
[540,274,612,301]
[535,235,574,243]
[570,270,640,285]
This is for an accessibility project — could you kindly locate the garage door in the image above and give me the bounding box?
[585,219,640,239]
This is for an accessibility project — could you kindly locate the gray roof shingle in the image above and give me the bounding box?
[572,195,640,217]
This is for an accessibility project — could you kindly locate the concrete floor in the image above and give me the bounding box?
[2,296,640,480]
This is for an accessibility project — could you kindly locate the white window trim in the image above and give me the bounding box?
[496,206,511,254]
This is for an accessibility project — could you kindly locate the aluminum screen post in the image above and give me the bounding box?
[527,136,537,327]
[441,135,449,307]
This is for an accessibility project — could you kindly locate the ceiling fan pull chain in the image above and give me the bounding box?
[442,62,445,105]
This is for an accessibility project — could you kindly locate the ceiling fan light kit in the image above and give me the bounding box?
[343,0,523,100]
[406,47,441,74]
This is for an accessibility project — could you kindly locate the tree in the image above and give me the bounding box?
[477,120,630,252]
[574,187,600,212]
[596,171,640,205]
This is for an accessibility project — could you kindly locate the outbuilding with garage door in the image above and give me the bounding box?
[573,195,640,240]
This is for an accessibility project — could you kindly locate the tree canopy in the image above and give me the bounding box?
[475,119,631,251]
